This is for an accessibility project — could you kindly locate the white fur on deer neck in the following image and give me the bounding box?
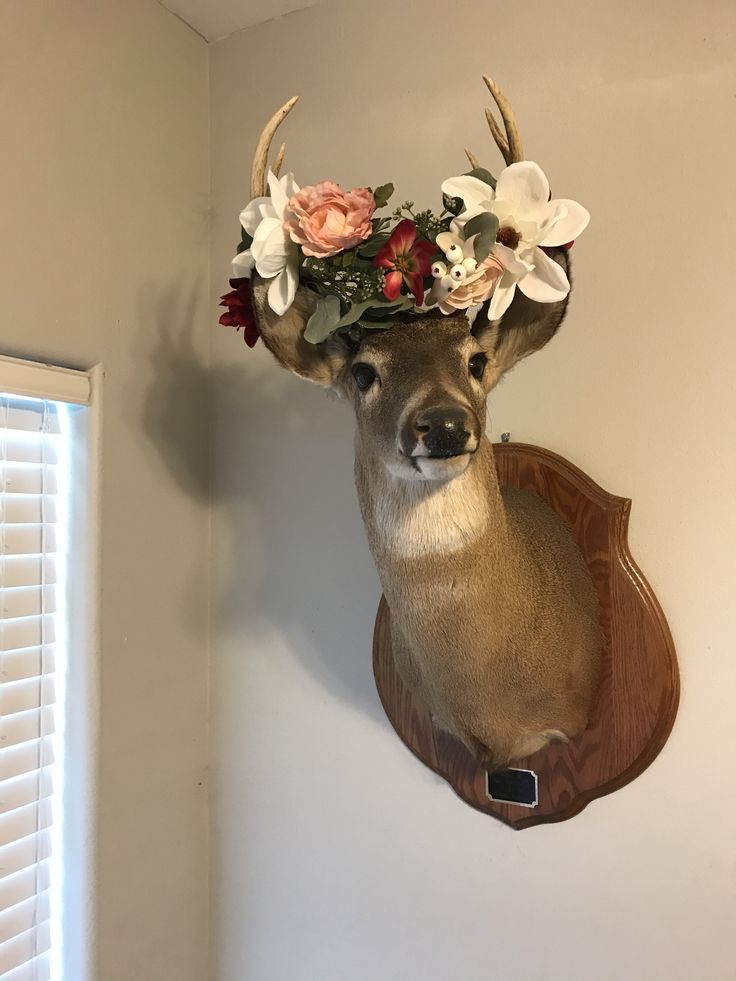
[355,437,502,560]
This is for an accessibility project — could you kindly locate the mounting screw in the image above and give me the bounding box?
[501,432,511,443]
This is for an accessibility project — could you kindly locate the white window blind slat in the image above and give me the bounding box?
[0,649,56,685]
[0,742,54,787]
[0,434,59,467]
[0,920,51,974]
[0,891,51,946]
[0,588,56,621]
[0,862,51,917]
[0,800,53,849]
[0,406,59,438]
[0,707,55,752]
[0,497,57,526]
[0,769,54,816]
[2,950,51,981]
[0,527,57,558]
[0,677,55,718]
[0,618,55,653]
[0,829,52,881]
[0,558,56,590]
[0,465,57,498]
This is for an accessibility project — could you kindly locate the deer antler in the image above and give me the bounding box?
[482,74,523,165]
[465,75,524,170]
[250,95,299,199]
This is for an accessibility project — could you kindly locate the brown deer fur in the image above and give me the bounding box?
[250,257,602,771]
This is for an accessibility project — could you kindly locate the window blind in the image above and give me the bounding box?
[0,395,66,981]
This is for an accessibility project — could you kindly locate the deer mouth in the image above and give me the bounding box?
[409,449,475,481]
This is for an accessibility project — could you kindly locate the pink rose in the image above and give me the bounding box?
[286,181,375,258]
[435,255,506,314]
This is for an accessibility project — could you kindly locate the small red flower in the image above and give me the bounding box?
[373,219,437,306]
[218,278,259,348]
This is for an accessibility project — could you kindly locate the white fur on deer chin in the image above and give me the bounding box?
[377,463,489,558]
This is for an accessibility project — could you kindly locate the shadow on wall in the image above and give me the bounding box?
[211,359,384,720]
[140,289,384,720]
[138,282,211,503]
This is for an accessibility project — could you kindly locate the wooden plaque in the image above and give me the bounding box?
[372,442,679,829]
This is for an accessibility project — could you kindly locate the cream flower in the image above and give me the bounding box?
[441,162,590,321]
[232,170,301,316]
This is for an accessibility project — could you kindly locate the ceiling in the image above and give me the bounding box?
[159,0,321,41]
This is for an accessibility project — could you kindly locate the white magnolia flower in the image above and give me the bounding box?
[232,170,301,316]
[441,161,590,320]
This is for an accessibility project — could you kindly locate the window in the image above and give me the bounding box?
[0,356,93,981]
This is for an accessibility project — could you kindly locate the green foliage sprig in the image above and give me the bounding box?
[391,201,451,242]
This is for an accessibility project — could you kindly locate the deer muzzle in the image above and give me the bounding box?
[404,403,480,460]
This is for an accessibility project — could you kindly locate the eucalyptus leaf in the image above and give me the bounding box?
[373,183,395,209]
[463,212,499,239]
[463,212,499,263]
[356,297,414,323]
[335,295,414,331]
[304,294,342,344]
[473,232,496,264]
[465,167,497,189]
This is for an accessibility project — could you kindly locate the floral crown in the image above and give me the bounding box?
[219,77,590,348]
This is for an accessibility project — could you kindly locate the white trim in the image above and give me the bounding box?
[60,363,101,981]
[0,354,91,406]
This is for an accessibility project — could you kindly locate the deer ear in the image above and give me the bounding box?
[251,276,349,388]
[472,250,571,379]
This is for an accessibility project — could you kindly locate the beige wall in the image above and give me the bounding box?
[1,2,210,979]
[210,1,736,979]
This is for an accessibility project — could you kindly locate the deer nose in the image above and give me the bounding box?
[413,405,473,458]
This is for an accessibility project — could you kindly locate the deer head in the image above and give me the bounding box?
[250,279,569,484]
[240,77,578,486]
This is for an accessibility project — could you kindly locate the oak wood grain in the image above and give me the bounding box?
[372,442,680,829]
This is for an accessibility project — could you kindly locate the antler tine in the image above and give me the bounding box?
[482,74,524,165]
[464,147,481,170]
[271,142,287,179]
[484,107,510,162]
[250,95,299,199]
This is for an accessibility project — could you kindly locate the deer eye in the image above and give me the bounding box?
[352,363,377,391]
[469,352,487,380]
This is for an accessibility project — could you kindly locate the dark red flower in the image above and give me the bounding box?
[373,219,437,306]
[218,278,259,348]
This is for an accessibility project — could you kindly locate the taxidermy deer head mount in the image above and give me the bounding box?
[220,77,602,771]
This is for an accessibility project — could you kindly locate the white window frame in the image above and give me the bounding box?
[0,354,100,981]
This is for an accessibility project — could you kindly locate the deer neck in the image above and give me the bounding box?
[354,434,507,565]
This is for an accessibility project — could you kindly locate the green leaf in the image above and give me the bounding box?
[333,296,414,331]
[473,233,496,263]
[372,182,395,209]
[356,320,392,331]
[357,232,390,258]
[304,294,342,344]
[356,297,415,324]
[465,167,497,189]
[464,212,499,239]
[442,194,464,216]
[463,212,499,263]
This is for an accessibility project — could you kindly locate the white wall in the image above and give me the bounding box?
[209,1,736,979]
[1,3,210,979]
